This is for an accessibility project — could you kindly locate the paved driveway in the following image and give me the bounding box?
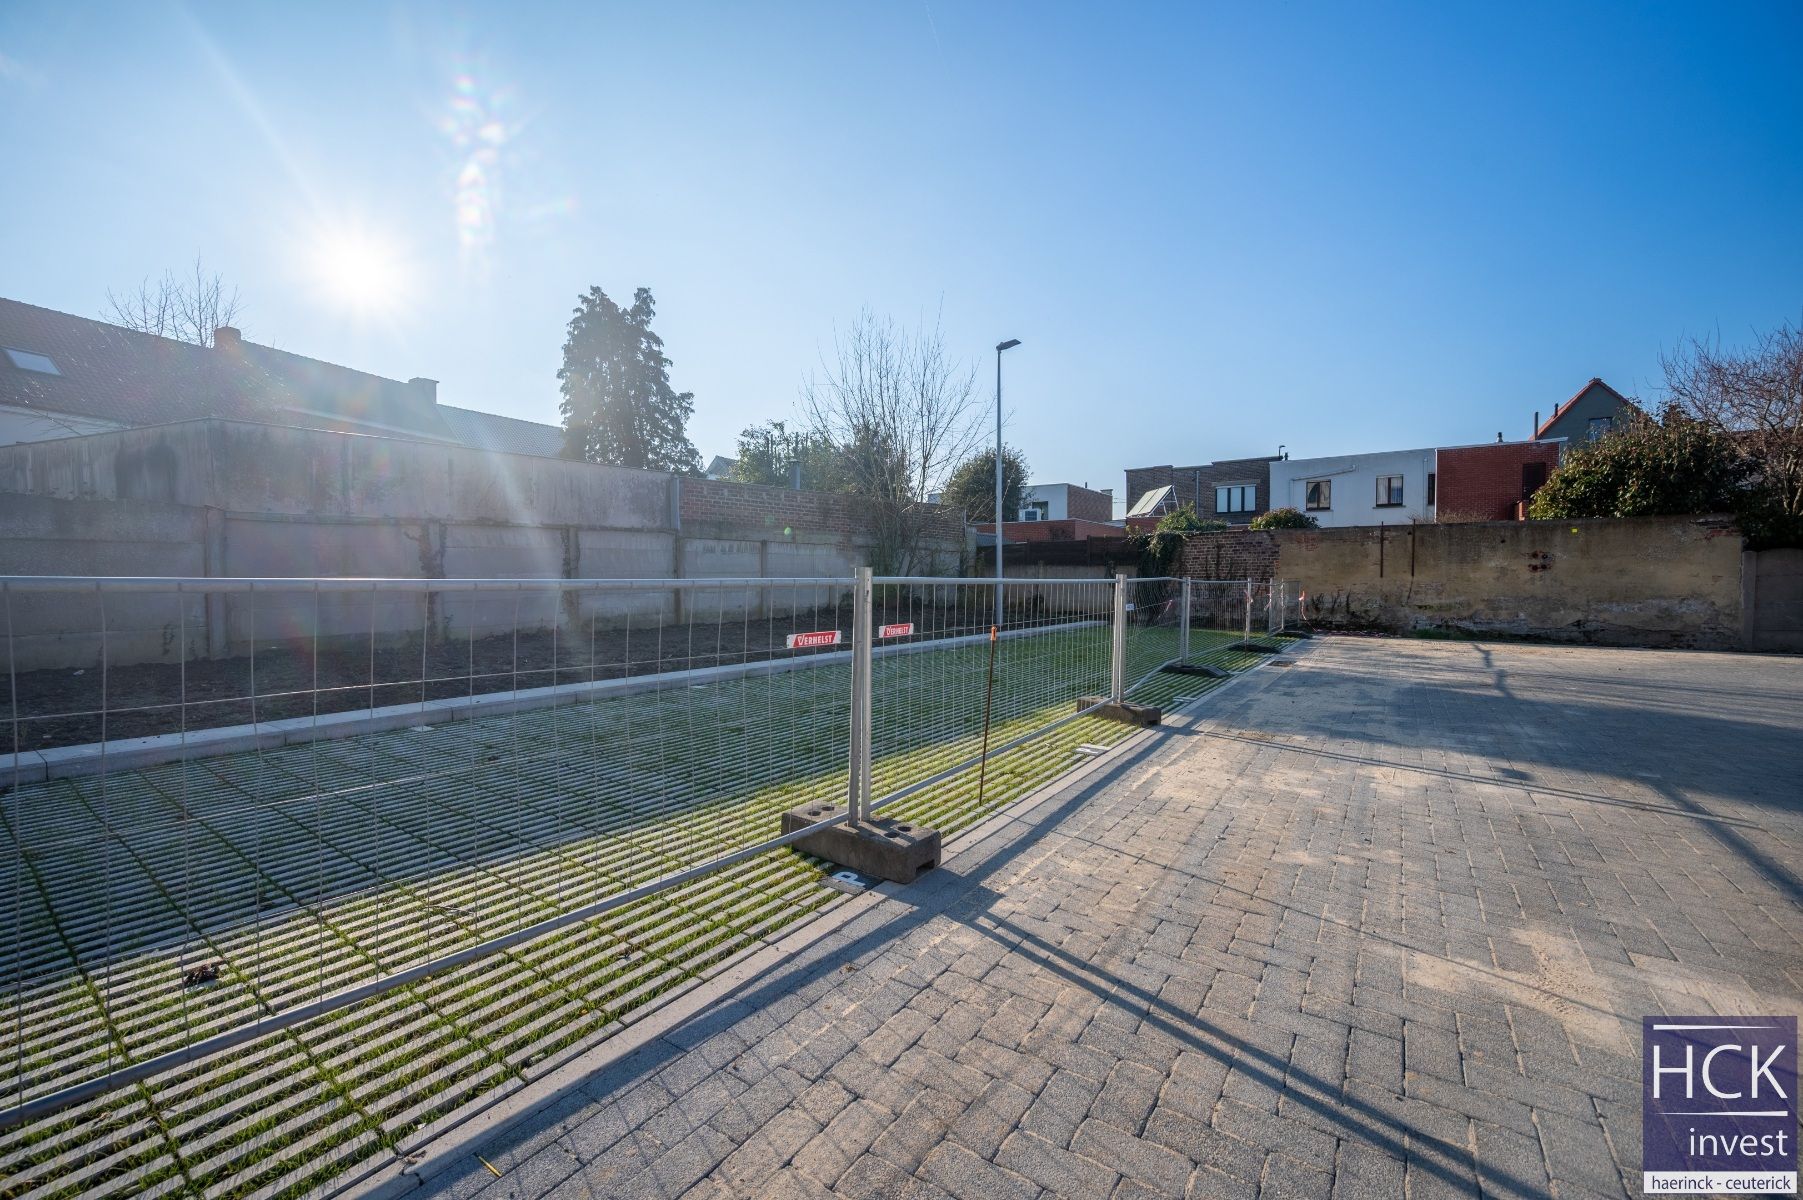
[402,638,1803,1200]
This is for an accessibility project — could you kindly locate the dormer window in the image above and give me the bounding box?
[3,347,60,376]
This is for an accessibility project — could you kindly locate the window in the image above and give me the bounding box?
[1587,417,1612,440]
[1375,475,1405,507]
[3,347,59,376]
[1521,461,1548,500]
[1215,483,1256,514]
[1305,479,1331,511]
[1426,473,1437,506]
[1017,501,1049,522]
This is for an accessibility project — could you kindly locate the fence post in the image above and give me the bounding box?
[1111,573,1127,704]
[848,566,873,823]
[1243,577,1253,644]
[1179,577,1191,661]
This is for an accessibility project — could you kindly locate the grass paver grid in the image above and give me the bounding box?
[0,622,1277,1199]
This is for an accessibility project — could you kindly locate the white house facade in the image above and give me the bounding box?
[1269,448,1437,528]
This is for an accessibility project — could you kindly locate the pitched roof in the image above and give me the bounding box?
[439,404,566,457]
[1535,377,1632,438]
[0,296,277,427]
[0,296,561,454]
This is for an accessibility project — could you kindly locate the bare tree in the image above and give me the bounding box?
[802,310,982,573]
[105,255,244,347]
[1663,318,1803,534]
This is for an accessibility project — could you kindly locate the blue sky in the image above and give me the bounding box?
[2,2,1799,508]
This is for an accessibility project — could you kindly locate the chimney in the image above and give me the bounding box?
[213,326,241,350]
[1496,432,1503,443]
[1533,410,1540,438]
[789,461,802,490]
[409,377,439,405]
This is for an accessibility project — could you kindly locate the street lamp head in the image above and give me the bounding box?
[996,339,1021,352]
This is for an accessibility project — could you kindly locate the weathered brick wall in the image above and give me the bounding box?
[1176,529,1280,581]
[1275,515,1745,648]
[1436,442,1562,523]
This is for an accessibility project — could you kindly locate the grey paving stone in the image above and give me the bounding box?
[995,1128,1120,1198]
[412,641,1803,1200]
[1071,1118,1193,1196]
[789,1099,888,1187]
[917,1141,1041,1200]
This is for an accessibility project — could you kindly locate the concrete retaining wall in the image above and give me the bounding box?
[0,419,964,669]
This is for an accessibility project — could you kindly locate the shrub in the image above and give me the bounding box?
[1526,406,1751,521]
[1250,507,1318,531]
[1129,504,1226,574]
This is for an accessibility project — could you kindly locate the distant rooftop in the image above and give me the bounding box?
[0,296,563,454]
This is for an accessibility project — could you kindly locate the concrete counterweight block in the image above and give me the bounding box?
[1160,661,1230,678]
[1076,696,1163,727]
[781,803,940,884]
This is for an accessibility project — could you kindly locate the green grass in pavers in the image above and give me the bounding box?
[0,622,1274,1199]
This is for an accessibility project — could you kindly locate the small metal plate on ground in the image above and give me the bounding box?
[819,868,875,894]
[1074,743,1110,757]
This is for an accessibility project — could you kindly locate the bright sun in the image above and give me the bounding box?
[308,228,408,316]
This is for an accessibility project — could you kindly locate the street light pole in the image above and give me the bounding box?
[993,338,1020,630]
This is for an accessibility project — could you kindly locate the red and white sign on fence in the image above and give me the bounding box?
[878,623,915,639]
[785,630,842,650]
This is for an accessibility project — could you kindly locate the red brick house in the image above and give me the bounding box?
[1434,439,1564,522]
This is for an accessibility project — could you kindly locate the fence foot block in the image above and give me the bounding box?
[1077,697,1163,727]
[782,804,940,884]
[1227,641,1284,654]
[1161,662,1230,678]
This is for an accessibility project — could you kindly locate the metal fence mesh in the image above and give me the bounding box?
[866,578,1116,814]
[0,570,1296,1195]
[2,577,860,1123]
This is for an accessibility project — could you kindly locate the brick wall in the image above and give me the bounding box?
[1273,515,1744,647]
[1175,529,1280,581]
[974,518,1123,543]
[1435,442,1562,523]
[679,476,963,543]
[1064,484,1114,522]
[1124,458,1278,524]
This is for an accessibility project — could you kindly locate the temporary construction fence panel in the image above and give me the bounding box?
[0,571,1292,1131]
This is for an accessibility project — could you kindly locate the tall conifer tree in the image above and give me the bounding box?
[559,286,701,473]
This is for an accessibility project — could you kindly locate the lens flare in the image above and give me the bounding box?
[306,227,409,317]
[439,60,513,258]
